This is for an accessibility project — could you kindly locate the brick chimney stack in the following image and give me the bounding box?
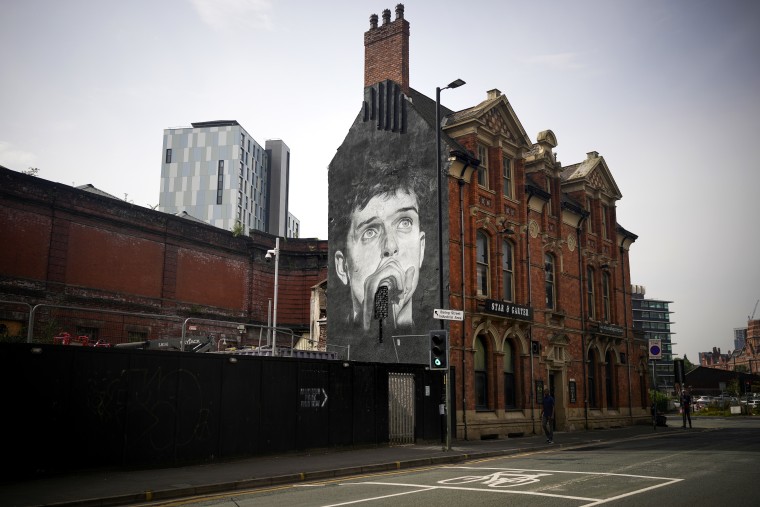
[364,4,410,94]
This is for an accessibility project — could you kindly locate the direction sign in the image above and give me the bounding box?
[649,339,662,360]
[433,309,464,321]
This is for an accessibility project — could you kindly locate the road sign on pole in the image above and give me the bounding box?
[433,309,464,321]
[649,339,662,360]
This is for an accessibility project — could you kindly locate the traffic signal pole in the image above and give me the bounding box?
[446,353,451,451]
[429,329,451,450]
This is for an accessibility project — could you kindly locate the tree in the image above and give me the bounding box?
[683,354,696,372]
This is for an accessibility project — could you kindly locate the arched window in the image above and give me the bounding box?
[503,340,516,408]
[545,253,556,309]
[605,351,616,409]
[502,239,514,302]
[588,350,597,408]
[586,266,595,319]
[475,336,488,409]
[602,272,611,321]
[476,232,490,297]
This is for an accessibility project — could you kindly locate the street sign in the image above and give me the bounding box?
[433,309,464,321]
[649,339,662,360]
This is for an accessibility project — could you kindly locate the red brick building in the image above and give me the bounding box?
[0,166,328,346]
[327,4,650,437]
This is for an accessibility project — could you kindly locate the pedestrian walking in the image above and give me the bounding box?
[681,389,693,428]
[541,390,555,443]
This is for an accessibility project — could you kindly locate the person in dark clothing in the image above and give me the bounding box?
[681,389,693,428]
[541,391,555,443]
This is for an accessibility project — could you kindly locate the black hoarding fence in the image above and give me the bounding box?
[0,343,442,478]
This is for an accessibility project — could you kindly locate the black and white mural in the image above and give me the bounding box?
[328,81,444,364]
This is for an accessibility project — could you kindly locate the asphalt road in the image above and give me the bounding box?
[141,417,760,507]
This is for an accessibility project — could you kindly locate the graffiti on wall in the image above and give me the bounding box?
[328,81,442,364]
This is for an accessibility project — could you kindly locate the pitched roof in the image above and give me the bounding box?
[75,184,120,200]
[445,90,532,148]
[560,152,622,200]
[405,87,471,156]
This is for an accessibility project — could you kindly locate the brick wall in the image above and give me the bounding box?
[0,167,327,334]
[364,5,410,93]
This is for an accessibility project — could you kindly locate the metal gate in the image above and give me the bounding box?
[388,372,415,445]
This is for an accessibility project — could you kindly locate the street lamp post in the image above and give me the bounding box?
[266,237,280,356]
[436,78,465,452]
[435,78,465,322]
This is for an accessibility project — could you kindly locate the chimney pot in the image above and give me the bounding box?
[364,5,411,94]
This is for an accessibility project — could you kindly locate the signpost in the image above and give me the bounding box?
[433,309,464,321]
[431,308,462,452]
[649,339,662,360]
[649,339,661,431]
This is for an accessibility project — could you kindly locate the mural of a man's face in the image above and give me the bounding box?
[335,189,425,330]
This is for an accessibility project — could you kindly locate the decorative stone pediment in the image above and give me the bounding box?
[561,152,622,201]
[544,333,570,367]
[483,108,516,142]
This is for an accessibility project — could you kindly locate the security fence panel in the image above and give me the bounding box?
[260,359,298,453]
[328,361,355,446]
[173,353,223,463]
[69,347,132,469]
[219,356,262,458]
[123,351,184,466]
[388,372,415,445]
[297,363,330,449]
[352,364,380,445]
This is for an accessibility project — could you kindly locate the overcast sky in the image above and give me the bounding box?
[2,0,759,362]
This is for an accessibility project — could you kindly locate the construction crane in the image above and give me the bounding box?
[750,299,759,321]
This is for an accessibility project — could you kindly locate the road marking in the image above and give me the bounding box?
[339,466,684,505]
[322,485,435,506]
[352,481,596,501]
[579,477,684,506]
[445,466,681,480]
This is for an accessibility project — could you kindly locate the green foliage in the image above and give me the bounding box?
[650,390,669,413]
[231,221,244,237]
[727,379,740,397]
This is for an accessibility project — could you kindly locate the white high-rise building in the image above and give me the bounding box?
[159,120,295,237]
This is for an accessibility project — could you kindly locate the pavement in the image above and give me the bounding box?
[0,420,693,507]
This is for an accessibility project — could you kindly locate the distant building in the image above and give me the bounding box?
[700,320,760,374]
[159,121,298,238]
[287,212,300,239]
[631,285,675,393]
[265,139,290,237]
[734,327,747,351]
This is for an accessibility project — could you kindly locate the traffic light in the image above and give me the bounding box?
[429,330,448,370]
